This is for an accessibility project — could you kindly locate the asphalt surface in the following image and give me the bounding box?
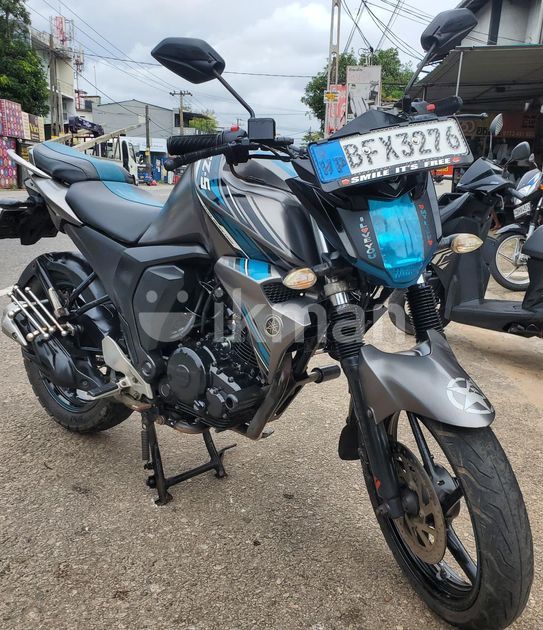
[0,186,542,629]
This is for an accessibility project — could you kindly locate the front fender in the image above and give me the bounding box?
[360,329,494,428]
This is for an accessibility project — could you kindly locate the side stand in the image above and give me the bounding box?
[141,411,236,505]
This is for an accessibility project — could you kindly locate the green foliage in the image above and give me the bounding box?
[189,110,218,133]
[302,48,413,129]
[302,130,323,145]
[301,52,357,128]
[0,0,49,115]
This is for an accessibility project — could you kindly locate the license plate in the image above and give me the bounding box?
[513,202,531,219]
[308,118,471,191]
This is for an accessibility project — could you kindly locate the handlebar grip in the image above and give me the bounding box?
[167,134,220,155]
[164,143,231,171]
[433,96,463,117]
[167,129,247,156]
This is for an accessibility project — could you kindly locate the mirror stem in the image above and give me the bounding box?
[213,70,256,119]
[403,44,436,102]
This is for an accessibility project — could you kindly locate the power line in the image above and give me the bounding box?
[344,1,365,52]
[376,0,404,51]
[363,2,423,59]
[342,0,374,52]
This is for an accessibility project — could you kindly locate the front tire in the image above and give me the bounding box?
[490,231,529,291]
[360,415,533,629]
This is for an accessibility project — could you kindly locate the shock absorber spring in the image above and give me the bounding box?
[406,283,443,342]
[328,302,365,360]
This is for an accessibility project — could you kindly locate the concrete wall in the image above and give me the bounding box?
[462,0,543,46]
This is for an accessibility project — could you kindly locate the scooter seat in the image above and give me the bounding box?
[66,180,164,244]
[523,225,543,259]
[32,141,134,185]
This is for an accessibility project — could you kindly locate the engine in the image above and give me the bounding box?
[159,334,264,430]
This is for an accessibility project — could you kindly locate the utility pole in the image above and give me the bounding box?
[325,0,341,138]
[145,104,151,175]
[170,90,192,135]
[48,32,63,137]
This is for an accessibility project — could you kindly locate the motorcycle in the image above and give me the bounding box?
[389,132,543,340]
[0,9,533,628]
[490,137,543,291]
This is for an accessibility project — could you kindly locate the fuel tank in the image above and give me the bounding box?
[140,155,319,270]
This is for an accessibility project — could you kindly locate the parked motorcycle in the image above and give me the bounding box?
[389,134,543,339]
[0,9,533,628]
[490,149,543,291]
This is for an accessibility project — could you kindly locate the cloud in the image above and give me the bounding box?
[29,0,458,136]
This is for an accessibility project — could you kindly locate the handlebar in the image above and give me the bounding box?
[164,128,296,171]
[164,143,232,171]
[455,113,488,120]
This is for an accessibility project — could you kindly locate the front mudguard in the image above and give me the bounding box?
[360,329,494,428]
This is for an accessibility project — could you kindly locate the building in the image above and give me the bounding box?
[29,17,77,136]
[413,0,543,163]
[91,99,208,140]
[459,0,543,46]
[75,91,102,122]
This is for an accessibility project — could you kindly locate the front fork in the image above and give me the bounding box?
[326,281,405,520]
[328,275,444,521]
[343,357,405,519]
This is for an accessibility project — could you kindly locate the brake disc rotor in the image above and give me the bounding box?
[392,442,447,565]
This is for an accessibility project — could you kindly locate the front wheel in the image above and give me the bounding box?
[360,413,533,629]
[490,231,529,291]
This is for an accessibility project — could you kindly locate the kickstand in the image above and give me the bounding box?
[141,411,236,505]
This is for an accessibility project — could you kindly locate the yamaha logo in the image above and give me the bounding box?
[264,316,282,337]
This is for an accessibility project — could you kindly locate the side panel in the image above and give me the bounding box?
[215,257,317,382]
[66,223,210,380]
[360,330,494,428]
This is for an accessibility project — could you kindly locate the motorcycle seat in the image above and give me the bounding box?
[32,141,134,185]
[439,192,471,223]
[66,180,164,244]
[523,225,543,259]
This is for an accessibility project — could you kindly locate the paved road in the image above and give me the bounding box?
[0,187,542,629]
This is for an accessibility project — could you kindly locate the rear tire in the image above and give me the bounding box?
[490,231,529,291]
[360,417,533,629]
[18,262,132,434]
[24,357,132,433]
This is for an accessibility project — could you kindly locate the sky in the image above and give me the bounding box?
[27,0,459,138]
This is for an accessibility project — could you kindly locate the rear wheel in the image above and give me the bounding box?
[24,357,132,433]
[490,231,529,291]
[359,413,533,629]
[21,267,132,433]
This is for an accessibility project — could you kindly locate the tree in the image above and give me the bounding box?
[189,110,218,134]
[302,48,412,130]
[302,130,323,145]
[0,0,49,115]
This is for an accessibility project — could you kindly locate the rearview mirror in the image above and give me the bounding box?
[510,141,531,162]
[420,9,477,61]
[489,114,504,137]
[151,37,225,84]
